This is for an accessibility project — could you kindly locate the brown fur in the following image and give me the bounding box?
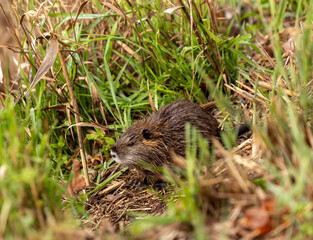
[110,100,220,182]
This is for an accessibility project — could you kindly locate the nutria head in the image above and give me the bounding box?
[110,120,171,170]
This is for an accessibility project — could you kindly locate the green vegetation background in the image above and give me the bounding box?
[0,0,313,239]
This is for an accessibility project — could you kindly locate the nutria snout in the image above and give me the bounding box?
[110,100,220,179]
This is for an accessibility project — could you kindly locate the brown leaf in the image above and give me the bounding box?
[116,40,143,63]
[24,37,59,97]
[66,159,86,196]
[164,6,184,14]
[67,1,90,31]
[67,122,108,132]
[244,206,270,230]
[262,197,276,212]
[240,198,278,236]
[103,2,126,19]
[283,35,296,57]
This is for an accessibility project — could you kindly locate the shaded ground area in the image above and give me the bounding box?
[86,168,169,229]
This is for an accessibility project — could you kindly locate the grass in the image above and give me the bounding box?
[0,97,64,238]
[1,0,313,239]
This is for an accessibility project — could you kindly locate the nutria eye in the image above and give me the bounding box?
[142,129,153,140]
[128,142,135,147]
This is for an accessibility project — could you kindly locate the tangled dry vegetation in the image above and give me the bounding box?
[0,0,313,239]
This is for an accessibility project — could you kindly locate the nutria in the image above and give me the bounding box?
[110,100,221,181]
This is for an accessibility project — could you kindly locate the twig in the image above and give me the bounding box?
[58,49,90,186]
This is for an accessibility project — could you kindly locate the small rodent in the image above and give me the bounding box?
[110,100,221,180]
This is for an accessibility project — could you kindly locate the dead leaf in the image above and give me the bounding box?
[283,35,296,57]
[67,122,108,132]
[262,197,276,212]
[240,198,278,237]
[24,37,59,97]
[164,6,184,14]
[68,1,90,31]
[103,2,126,19]
[67,159,85,196]
[116,40,143,63]
[244,207,271,231]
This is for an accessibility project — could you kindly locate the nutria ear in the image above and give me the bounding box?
[142,129,153,140]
